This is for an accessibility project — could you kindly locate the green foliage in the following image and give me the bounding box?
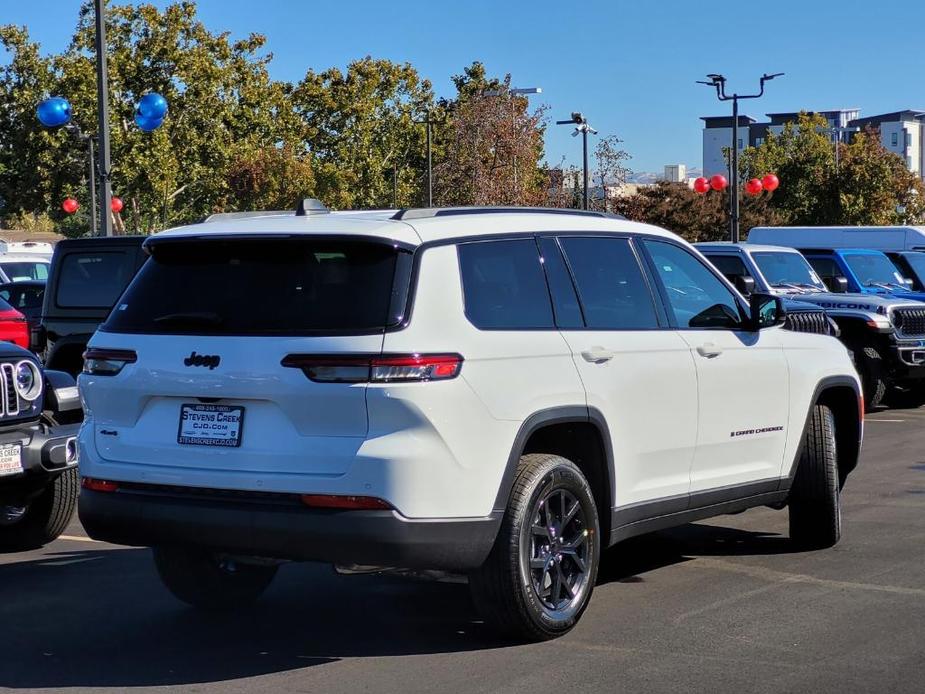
[739,112,925,227]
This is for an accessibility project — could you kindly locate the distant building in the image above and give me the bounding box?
[700,108,925,180]
[663,164,686,183]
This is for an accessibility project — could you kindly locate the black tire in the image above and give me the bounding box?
[856,345,886,409]
[0,467,79,551]
[469,453,600,641]
[153,547,278,610]
[789,404,841,550]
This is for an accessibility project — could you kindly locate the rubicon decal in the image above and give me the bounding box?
[183,351,221,369]
[730,425,784,438]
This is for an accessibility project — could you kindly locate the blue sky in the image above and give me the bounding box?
[4,1,924,174]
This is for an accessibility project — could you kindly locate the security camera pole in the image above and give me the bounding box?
[556,112,597,210]
[697,72,783,242]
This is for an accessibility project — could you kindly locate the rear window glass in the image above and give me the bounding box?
[103,239,406,335]
[1,260,49,281]
[56,251,136,309]
[458,239,554,330]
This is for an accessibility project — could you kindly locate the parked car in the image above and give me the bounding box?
[36,236,147,376]
[699,243,925,408]
[0,254,50,284]
[0,240,55,259]
[0,296,29,351]
[0,342,81,550]
[78,204,862,641]
[0,280,45,338]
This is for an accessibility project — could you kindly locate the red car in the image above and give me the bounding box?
[0,296,28,350]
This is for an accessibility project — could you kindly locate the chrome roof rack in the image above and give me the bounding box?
[392,206,626,221]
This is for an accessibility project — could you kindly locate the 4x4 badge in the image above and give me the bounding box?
[183,351,221,370]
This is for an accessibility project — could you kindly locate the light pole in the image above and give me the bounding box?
[415,109,440,207]
[698,72,783,242]
[485,86,542,198]
[556,112,597,210]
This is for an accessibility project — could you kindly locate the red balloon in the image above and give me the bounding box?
[710,174,728,191]
[745,178,763,196]
[62,197,79,214]
[762,173,780,192]
[693,176,710,194]
[110,196,124,213]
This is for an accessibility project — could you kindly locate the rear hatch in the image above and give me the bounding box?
[82,235,412,478]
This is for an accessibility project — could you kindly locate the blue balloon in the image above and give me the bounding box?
[137,92,168,120]
[36,97,72,128]
[134,112,164,132]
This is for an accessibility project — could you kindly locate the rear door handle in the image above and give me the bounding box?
[581,347,616,364]
[696,343,723,358]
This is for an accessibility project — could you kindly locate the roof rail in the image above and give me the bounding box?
[296,198,329,216]
[391,206,626,221]
[202,210,291,223]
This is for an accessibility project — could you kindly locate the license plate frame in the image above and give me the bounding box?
[0,443,23,477]
[177,404,245,448]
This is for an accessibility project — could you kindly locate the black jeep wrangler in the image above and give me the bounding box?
[0,342,82,550]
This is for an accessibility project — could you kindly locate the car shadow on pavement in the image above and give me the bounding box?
[0,546,510,689]
[597,522,797,586]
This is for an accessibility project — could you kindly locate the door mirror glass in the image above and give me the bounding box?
[749,293,786,330]
[823,276,849,293]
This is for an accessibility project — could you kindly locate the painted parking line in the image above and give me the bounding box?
[58,534,101,543]
[866,419,907,423]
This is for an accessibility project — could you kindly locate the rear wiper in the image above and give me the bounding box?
[153,311,224,327]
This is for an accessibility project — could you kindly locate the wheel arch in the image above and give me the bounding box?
[786,375,863,488]
[493,406,615,547]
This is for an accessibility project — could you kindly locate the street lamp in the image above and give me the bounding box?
[556,112,597,210]
[484,86,543,199]
[698,72,783,242]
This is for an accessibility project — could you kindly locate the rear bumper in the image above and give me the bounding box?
[79,487,502,571]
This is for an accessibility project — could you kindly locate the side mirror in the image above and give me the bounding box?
[749,293,787,331]
[823,276,849,293]
[732,275,756,296]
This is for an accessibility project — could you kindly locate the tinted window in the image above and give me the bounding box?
[56,251,136,309]
[704,254,750,279]
[104,240,405,335]
[644,240,743,329]
[0,285,44,310]
[0,260,49,281]
[558,237,658,330]
[538,238,583,329]
[458,240,554,329]
[805,257,840,279]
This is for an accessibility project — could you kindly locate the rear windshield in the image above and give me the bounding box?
[56,251,137,309]
[1,260,49,281]
[102,239,409,335]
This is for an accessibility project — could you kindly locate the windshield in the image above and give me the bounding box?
[0,260,49,282]
[752,252,825,290]
[103,238,410,335]
[843,253,909,289]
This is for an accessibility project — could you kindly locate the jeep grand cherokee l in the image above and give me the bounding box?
[77,204,863,641]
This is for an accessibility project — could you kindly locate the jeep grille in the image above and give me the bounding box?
[0,363,19,417]
[893,307,925,338]
[784,310,832,336]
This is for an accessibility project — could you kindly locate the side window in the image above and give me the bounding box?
[537,238,583,329]
[704,254,751,280]
[806,257,838,279]
[558,237,659,330]
[643,240,743,330]
[458,239,554,329]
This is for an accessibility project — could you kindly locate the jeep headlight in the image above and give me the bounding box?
[15,360,43,401]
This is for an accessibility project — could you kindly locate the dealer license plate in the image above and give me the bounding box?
[0,443,23,476]
[177,404,244,448]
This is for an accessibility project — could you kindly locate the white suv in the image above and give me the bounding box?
[78,204,863,640]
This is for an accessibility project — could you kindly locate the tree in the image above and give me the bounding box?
[738,112,925,226]
[591,134,631,213]
[611,181,783,243]
[292,57,435,210]
[226,146,315,212]
[433,62,548,207]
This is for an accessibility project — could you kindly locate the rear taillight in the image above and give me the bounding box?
[82,478,119,493]
[83,348,137,376]
[281,353,463,383]
[300,494,393,510]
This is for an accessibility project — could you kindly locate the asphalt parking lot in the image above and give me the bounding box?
[3,407,924,694]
